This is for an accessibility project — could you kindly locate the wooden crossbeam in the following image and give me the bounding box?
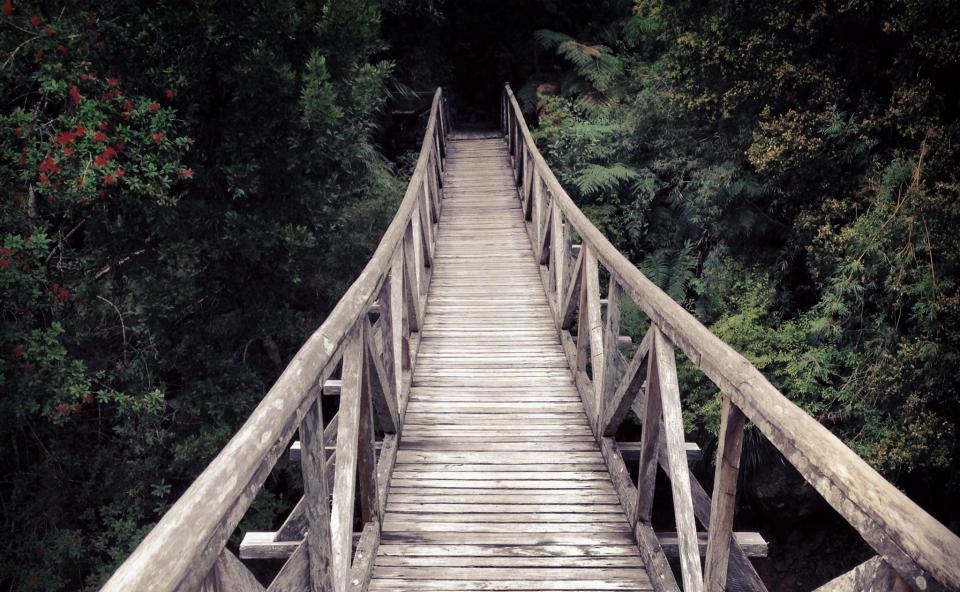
[200,548,264,592]
[364,320,399,434]
[559,245,584,329]
[601,328,652,436]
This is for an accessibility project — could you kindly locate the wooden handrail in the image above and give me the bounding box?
[101,87,448,592]
[502,83,960,591]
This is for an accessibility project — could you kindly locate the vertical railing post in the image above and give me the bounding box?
[300,393,335,592]
[583,247,604,422]
[329,325,364,592]
[704,393,747,592]
[357,322,380,524]
[599,276,622,433]
[635,332,662,525]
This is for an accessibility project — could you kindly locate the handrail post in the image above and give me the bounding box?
[300,395,335,592]
[704,393,746,592]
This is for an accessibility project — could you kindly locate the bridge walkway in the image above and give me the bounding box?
[368,132,652,591]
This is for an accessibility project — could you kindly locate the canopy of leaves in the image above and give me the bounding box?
[522,0,960,545]
[0,1,404,589]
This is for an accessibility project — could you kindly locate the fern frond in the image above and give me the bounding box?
[534,29,574,50]
[572,163,639,195]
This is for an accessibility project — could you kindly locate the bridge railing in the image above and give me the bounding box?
[101,87,449,592]
[502,84,960,592]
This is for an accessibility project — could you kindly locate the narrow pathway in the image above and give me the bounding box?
[368,131,652,591]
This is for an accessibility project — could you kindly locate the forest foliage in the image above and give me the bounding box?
[1,1,402,589]
[521,0,960,524]
[1,0,959,590]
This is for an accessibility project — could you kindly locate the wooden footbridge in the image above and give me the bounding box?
[102,88,960,592]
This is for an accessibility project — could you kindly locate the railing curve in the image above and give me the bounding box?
[102,88,449,592]
[502,83,960,592]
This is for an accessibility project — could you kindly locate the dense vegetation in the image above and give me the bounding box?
[519,0,959,511]
[1,0,958,590]
[515,1,960,583]
[0,1,403,589]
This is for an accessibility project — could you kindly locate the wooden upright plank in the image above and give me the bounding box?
[704,394,746,592]
[300,398,335,592]
[584,247,605,422]
[330,326,364,592]
[635,334,663,525]
[358,323,380,524]
[651,328,704,592]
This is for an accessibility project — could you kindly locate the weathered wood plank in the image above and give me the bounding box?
[601,329,651,436]
[704,394,747,592]
[300,398,335,592]
[814,556,911,591]
[200,548,264,592]
[651,328,704,592]
[330,326,364,592]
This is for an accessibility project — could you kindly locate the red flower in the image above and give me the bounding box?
[52,282,71,302]
[97,189,105,198]
[13,127,22,137]
[0,258,9,270]
[69,85,81,104]
[84,393,94,404]
[73,403,82,412]
[179,167,194,179]
[0,247,10,256]
[114,166,125,178]
[121,100,132,112]
[21,263,30,271]
[79,72,92,81]
[103,173,116,185]
[74,125,86,137]
[55,131,76,145]
[98,121,107,130]
[153,131,164,143]
[29,15,40,27]
[12,345,23,359]
[57,46,68,55]
[18,154,26,165]
[34,50,43,60]
[94,146,117,167]
[148,102,160,111]
[44,25,54,37]
[62,145,73,156]
[38,173,49,185]
[115,142,126,151]
[39,155,59,174]
[2,1,12,16]
[107,77,119,87]
[165,89,174,100]
[46,194,55,202]
[55,403,69,415]
[93,130,107,142]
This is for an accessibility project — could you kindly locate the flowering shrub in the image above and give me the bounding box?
[1,8,188,426]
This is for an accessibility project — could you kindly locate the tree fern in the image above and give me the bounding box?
[572,163,639,195]
[534,29,622,92]
[640,242,697,302]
